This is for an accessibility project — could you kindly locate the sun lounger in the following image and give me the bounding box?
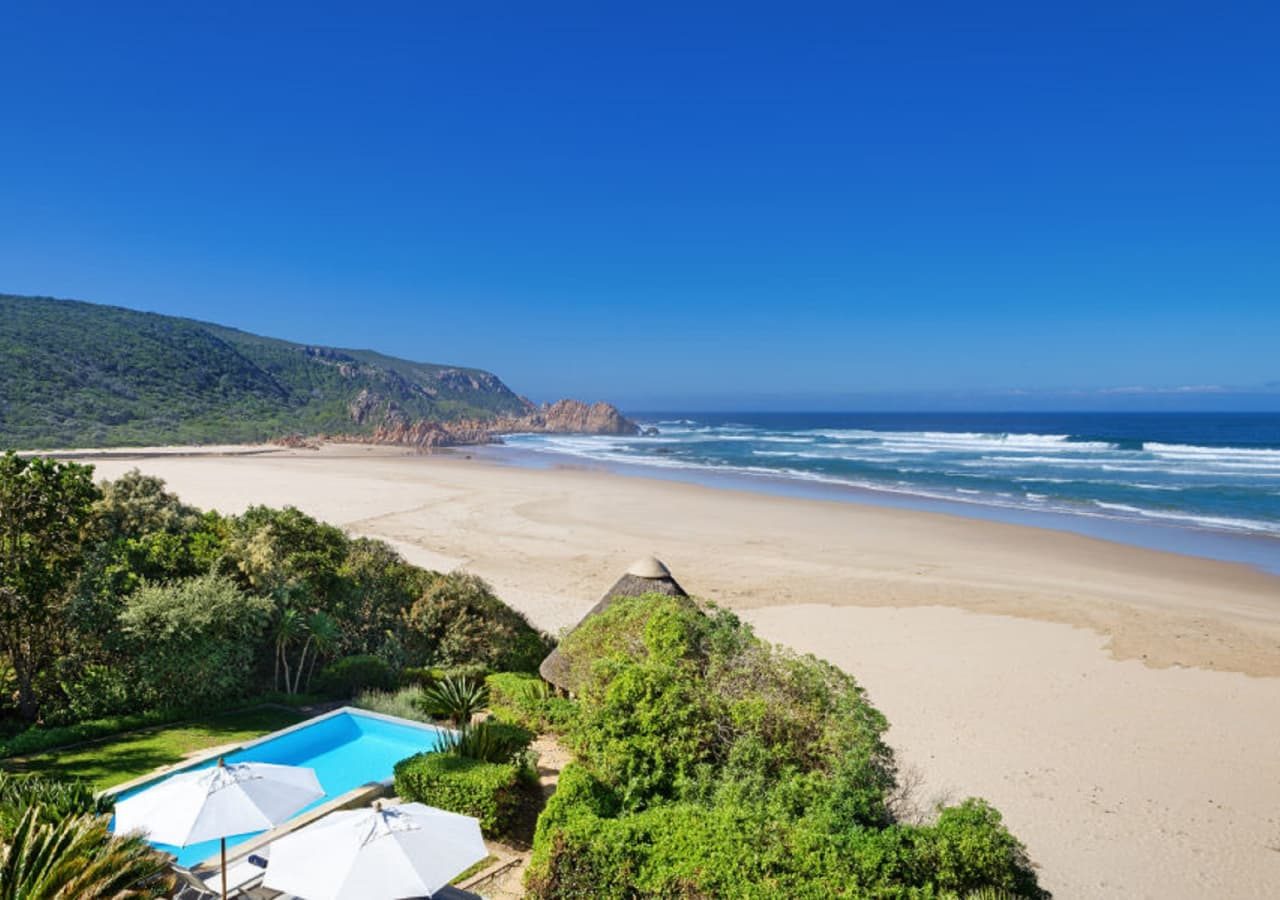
[199,847,271,897]
[171,866,218,900]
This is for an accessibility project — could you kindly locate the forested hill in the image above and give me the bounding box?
[0,293,534,449]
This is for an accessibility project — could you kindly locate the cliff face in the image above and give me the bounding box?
[324,398,639,449]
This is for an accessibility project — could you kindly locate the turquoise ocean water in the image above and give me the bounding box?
[498,412,1280,572]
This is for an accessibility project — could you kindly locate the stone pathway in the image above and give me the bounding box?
[460,734,569,899]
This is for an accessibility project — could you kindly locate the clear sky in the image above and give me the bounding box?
[2,2,1276,409]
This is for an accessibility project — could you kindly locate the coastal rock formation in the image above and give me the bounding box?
[330,397,639,449]
[508,399,639,436]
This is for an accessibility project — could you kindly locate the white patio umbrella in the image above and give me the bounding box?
[114,758,324,900]
[263,801,487,900]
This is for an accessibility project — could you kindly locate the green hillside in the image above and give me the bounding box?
[0,294,532,449]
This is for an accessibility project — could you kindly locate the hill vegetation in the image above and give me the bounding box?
[0,293,532,449]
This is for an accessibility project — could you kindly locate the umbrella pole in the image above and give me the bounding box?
[221,836,227,900]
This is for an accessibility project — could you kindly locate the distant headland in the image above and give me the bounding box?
[0,293,636,450]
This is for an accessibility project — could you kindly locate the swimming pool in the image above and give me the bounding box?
[113,708,447,867]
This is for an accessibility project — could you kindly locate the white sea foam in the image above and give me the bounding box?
[503,427,1280,538]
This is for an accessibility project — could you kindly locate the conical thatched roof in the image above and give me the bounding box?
[539,556,687,693]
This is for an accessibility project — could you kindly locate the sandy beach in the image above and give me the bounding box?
[73,444,1280,898]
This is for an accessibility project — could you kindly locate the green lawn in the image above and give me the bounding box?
[2,706,307,790]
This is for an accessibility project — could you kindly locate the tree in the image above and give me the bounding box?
[94,469,200,540]
[272,607,303,693]
[0,453,99,720]
[301,610,340,693]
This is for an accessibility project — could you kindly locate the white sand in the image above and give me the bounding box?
[74,444,1280,898]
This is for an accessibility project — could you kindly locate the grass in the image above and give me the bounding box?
[1,706,307,790]
[352,685,433,723]
[452,854,500,885]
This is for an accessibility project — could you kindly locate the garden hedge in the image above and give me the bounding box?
[393,752,521,836]
[485,672,578,734]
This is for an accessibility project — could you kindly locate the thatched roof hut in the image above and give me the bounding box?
[539,556,687,693]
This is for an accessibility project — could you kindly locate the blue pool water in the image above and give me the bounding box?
[115,710,446,867]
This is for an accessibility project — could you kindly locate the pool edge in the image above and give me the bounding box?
[104,706,452,798]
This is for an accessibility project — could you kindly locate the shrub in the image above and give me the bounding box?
[486,672,579,734]
[400,572,553,673]
[317,654,396,698]
[394,752,521,836]
[524,594,1045,898]
[119,574,272,709]
[58,663,132,721]
[400,666,439,688]
[402,663,490,689]
[0,695,316,761]
[420,676,488,727]
[0,772,111,840]
[442,719,534,765]
[353,686,432,723]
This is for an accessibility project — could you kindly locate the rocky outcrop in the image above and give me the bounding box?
[505,399,639,436]
[328,398,638,449]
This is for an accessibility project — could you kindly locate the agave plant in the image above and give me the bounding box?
[420,675,489,727]
[441,719,531,764]
[0,806,174,899]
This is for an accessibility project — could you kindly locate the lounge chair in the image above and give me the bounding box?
[199,848,271,897]
[171,866,217,900]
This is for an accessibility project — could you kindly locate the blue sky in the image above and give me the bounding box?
[2,2,1276,409]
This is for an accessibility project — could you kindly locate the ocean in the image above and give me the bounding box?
[496,412,1280,572]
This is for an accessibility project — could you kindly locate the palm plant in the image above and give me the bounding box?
[300,611,340,692]
[0,806,174,899]
[420,675,488,727]
[272,607,303,693]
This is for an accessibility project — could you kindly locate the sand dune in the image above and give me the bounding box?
[74,444,1280,898]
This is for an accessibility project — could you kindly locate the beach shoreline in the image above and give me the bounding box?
[63,442,1280,897]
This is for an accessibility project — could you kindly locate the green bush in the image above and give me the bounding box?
[401,663,491,689]
[524,594,1045,898]
[528,795,1043,899]
[0,709,184,760]
[400,666,440,688]
[393,752,521,837]
[443,719,534,765]
[401,572,553,673]
[0,695,318,760]
[58,663,133,722]
[353,686,433,723]
[119,574,272,709]
[317,654,396,698]
[486,672,579,734]
[0,772,111,839]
